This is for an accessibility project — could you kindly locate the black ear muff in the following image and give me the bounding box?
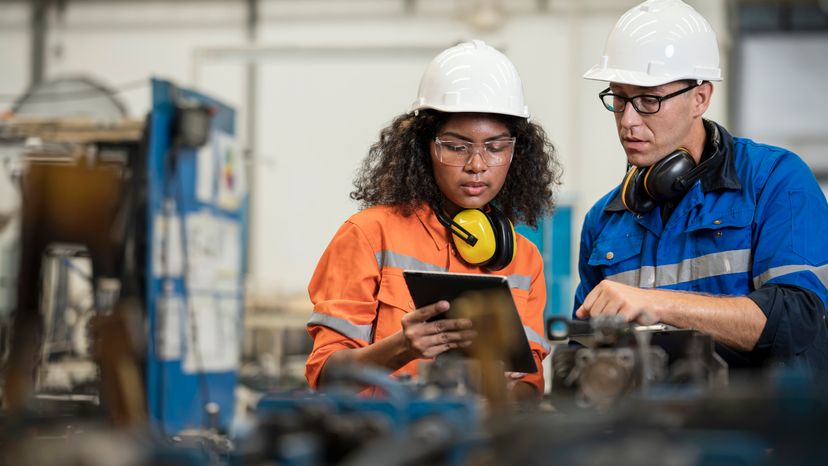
[620,124,723,215]
[482,205,515,271]
[644,149,696,203]
[621,148,698,215]
[621,165,657,215]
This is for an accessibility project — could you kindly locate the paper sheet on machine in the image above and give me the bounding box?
[184,211,241,294]
[183,293,240,373]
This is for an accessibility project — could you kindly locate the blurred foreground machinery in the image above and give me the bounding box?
[482,366,828,466]
[231,352,828,466]
[547,316,728,409]
[236,364,482,466]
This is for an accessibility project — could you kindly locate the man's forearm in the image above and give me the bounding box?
[654,290,767,352]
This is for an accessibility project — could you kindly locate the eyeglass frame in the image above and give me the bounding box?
[597,82,701,115]
[433,137,517,167]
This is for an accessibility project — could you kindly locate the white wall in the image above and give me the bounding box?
[736,33,828,186]
[0,4,31,115]
[0,0,732,307]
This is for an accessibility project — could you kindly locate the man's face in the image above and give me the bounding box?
[610,81,698,168]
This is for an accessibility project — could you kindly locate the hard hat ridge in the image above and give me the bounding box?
[411,40,530,118]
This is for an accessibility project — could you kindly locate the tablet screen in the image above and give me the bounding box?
[403,270,537,373]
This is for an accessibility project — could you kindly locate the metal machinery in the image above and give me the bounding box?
[547,316,728,409]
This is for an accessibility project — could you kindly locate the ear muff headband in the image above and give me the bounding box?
[621,166,640,213]
[642,159,657,199]
[621,166,657,215]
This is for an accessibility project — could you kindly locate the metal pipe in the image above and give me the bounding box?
[30,0,49,87]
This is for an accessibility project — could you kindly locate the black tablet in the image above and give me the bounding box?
[402,270,537,374]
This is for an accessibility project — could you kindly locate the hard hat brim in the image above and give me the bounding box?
[583,65,722,88]
[410,102,530,119]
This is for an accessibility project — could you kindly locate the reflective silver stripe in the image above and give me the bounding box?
[375,250,445,272]
[507,274,531,291]
[606,249,753,288]
[605,267,651,288]
[524,325,551,354]
[307,312,373,342]
[375,250,531,291]
[754,263,828,289]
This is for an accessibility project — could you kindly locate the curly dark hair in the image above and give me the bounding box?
[350,109,562,227]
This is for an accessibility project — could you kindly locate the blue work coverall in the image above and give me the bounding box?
[574,121,828,372]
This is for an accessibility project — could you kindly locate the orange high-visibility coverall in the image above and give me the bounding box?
[306,204,551,393]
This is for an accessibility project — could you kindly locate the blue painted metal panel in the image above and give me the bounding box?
[145,79,246,434]
[516,205,573,329]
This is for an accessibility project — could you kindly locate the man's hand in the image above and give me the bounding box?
[575,279,660,324]
[400,300,477,359]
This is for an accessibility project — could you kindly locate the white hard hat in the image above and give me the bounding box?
[583,0,722,87]
[411,40,530,118]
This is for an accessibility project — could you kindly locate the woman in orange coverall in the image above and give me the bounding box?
[305,40,562,401]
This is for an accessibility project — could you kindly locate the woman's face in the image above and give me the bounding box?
[430,113,512,216]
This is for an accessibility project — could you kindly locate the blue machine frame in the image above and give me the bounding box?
[516,206,573,322]
[144,79,248,434]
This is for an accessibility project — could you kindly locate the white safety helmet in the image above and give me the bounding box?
[583,0,722,87]
[411,40,530,118]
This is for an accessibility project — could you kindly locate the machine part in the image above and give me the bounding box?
[340,415,469,466]
[1,148,144,429]
[548,316,723,408]
[0,142,22,322]
[173,102,213,149]
[419,356,482,398]
[583,0,722,87]
[249,367,480,466]
[2,424,228,466]
[573,347,668,409]
[410,40,529,118]
[38,246,94,360]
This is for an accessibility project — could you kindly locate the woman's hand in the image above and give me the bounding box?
[400,300,477,359]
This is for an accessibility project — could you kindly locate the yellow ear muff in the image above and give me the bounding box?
[452,209,497,265]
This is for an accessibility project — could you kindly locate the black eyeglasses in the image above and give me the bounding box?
[598,82,699,115]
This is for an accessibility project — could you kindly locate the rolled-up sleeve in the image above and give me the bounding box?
[305,221,380,388]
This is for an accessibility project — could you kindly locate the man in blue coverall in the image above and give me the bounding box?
[574,0,828,371]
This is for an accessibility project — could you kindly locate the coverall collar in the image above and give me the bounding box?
[414,204,451,251]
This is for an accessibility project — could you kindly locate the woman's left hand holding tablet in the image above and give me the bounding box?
[400,300,477,359]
